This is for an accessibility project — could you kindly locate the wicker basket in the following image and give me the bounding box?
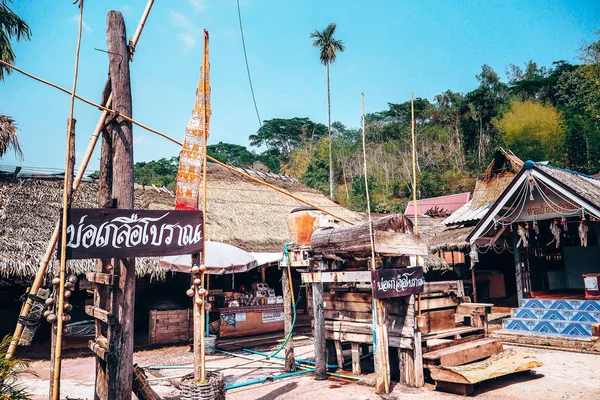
[180,372,225,400]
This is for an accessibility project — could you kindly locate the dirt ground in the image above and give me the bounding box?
[20,342,600,400]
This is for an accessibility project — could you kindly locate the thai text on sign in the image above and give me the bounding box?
[371,267,425,299]
[58,208,204,259]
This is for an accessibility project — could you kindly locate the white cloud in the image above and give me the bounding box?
[70,14,92,33]
[170,10,201,52]
[133,135,146,145]
[189,0,206,13]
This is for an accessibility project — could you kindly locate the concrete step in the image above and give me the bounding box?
[513,307,600,322]
[502,317,594,336]
[522,298,600,311]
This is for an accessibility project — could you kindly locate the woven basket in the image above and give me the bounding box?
[180,372,225,400]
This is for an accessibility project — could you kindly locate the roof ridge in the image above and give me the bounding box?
[535,163,600,181]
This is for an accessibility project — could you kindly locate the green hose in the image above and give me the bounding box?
[269,243,297,358]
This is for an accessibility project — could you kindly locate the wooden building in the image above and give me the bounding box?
[467,161,600,348]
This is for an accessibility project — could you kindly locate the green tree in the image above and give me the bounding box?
[249,117,327,159]
[134,157,179,188]
[310,23,345,199]
[0,0,30,159]
[207,142,255,166]
[495,101,565,162]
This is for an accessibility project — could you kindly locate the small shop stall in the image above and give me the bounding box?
[467,161,600,344]
[151,241,284,345]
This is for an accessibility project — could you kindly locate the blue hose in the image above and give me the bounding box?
[243,348,338,370]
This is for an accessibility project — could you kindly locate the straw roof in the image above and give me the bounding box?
[0,165,364,280]
[138,165,364,251]
[428,226,473,253]
[444,149,523,227]
[0,178,166,280]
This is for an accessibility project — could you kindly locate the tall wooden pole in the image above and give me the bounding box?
[106,11,135,399]
[362,93,390,394]
[282,266,296,372]
[411,93,423,317]
[51,0,84,396]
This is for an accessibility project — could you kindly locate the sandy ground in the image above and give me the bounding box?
[20,342,600,400]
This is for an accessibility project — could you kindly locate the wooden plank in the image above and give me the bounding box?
[423,334,486,354]
[373,230,428,256]
[423,338,503,367]
[419,296,457,311]
[312,282,327,380]
[325,321,372,335]
[422,326,483,341]
[89,340,108,361]
[351,343,361,375]
[334,340,345,368]
[399,348,415,386]
[324,310,373,323]
[324,300,371,313]
[326,331,373,344]
[423,281,461,294]
[302,271,372,283]
[85,305,116,324]
[413,329,424,387]
[429,348,542,385]
[322,292,372,303]
[417,310,456,334]
[387,336,413,350]
[85,272,115,286]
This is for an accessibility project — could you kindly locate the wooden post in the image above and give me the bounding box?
[105,11,135,399]
[512,231,523,306]
[94,86,114,400]
[49,118,77,398]
[281,267,296,372]
[471,263,477,303]
[312,282,327,380]
[362,93,390,394]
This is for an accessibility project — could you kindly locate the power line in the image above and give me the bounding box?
[236,0,261,127]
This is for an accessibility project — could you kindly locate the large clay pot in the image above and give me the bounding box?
[288,207,322,245]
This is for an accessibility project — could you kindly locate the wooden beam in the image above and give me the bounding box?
[85,306,117,325]
[86,272,116,286]
[312,282,327,380]
[301,271,371,283]
[89,340,109,361]
[334,340,345,368]
[351,343,361,375]
[105,10,137,400]
[281,268,296,372]
[325,331,373,344]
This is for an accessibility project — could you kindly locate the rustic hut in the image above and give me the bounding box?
[0,164,364,342]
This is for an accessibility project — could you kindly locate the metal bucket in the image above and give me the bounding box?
[205,334,216,355]
[288,207,322,245]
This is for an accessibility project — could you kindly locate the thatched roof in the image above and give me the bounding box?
[428,226,473,253]
[0,165,364,280]
[444,149,523,227]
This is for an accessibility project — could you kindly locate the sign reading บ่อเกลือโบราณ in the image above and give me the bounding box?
[57,208,204,260]
[371,267,425,299]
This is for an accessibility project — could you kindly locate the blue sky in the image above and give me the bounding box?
[1,0,599,171]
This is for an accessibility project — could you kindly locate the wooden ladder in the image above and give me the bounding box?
[86,271,117,363]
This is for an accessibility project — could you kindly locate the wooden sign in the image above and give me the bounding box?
[58,208,203,260]
[371,267,425,299]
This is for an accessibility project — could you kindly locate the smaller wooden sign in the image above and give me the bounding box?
[371,267,425,299]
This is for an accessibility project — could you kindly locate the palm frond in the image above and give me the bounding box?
[0,115,22,159]
[0,335,38,399]
[309,23,345,66]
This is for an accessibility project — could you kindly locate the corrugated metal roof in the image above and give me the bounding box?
[405,192,471,215]
[442,200,490,226]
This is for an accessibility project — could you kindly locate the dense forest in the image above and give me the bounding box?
[133,32,600,214]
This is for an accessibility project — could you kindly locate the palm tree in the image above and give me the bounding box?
[1,0,31,159]
[310,23,345,199]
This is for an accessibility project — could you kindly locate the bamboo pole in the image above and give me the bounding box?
[410,92,422,316]
[51,2,84,398]
[0,61,354,226]
[199,30,209,382]
[7,0,155,360]
[362,93,390,394]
